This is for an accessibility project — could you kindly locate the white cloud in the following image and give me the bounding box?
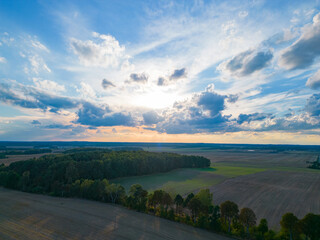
[28,55,51,74]
[279,12,320,70]
[306,69,320,90]
[238,11,248,18]
[31,39,49,52]
[70,32,131,68]
[33,78,66,93]
[0,57,6,63]
[77,82,96,99]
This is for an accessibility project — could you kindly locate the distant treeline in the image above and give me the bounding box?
[0,148,52,159]
[0,150,209,193]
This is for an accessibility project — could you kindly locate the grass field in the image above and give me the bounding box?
[112,165,267,195]
[0,188,232,240]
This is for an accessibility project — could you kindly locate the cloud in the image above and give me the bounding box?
[279,12,320,70]
[218,49,273,76]
[305,94,320,117]
[158,68,187,86]
[306,69,320,90]
[238,11,248,18]
[170,68,187,80]
[70,32,129,68]
[33,78,66,93]
[157,77,167,86]
[143,111,164,125]
[30,39,49,52]
[112,128,117,133]
[128,73,148,83]
[31,120,41,125]
[0,83,80,112]
[0,57,6,63]
[76,102,135,127]
[44,124,72,129]
[101,78,115,89]
[197,91,226,117]
[77,82,96,99]
[153,90,231,134]
[237,113,273,124]
[28,55,51,74]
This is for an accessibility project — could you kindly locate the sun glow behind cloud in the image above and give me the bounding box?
[133,90,180,109]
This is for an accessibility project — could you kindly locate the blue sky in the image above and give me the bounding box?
[0,0,320,144]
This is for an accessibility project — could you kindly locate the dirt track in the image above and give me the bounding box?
[0,188,232,240]
[210,170,320,229]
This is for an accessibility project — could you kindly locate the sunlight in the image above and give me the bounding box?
[133,91,178,109]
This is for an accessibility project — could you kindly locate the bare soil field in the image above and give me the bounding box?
[209,170,320,229]
[0,188,232,240]
[181,150,317,169]
[0,153,56,166]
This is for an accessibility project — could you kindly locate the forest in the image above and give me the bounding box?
[0,149,319,240]
[0,150,210,193]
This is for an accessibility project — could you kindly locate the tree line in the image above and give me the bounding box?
[0,150,210,193]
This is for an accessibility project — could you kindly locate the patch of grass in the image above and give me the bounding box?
[111,168,226,195]
[206,164,267,177]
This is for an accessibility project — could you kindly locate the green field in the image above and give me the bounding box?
[111,164,267,195]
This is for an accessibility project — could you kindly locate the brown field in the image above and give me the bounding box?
[182,150,317,169]
[0,188,232,240]
[209,170,320,229]
[0,153,58,166]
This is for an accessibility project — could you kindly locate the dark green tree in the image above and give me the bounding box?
[188,197,203,222]
[239,207,257,237]
[174,194,184,214]
[280,212,299,240]
[299,213,320,240]
[220,200,239,233]
[183,193,194,207]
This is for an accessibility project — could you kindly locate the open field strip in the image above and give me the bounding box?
[0,188,232,240]
[111,165,268,195]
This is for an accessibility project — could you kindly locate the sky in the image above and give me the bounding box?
[0,0,320,144]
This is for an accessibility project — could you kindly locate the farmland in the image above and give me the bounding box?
[0,187,231,240]
[210,170,320,229]
[112,146,320,229]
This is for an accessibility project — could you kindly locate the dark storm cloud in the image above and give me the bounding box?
[102,79,115,89]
